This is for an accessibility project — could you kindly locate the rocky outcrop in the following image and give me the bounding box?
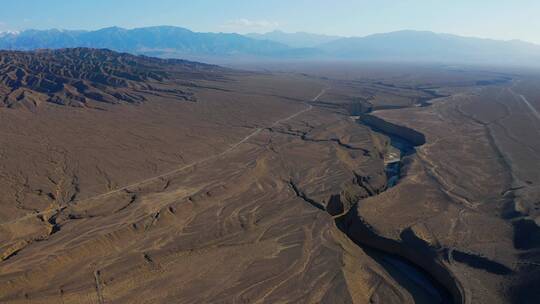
[0,48,218,108]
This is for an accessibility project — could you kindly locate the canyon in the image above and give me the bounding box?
[0,50,539,303]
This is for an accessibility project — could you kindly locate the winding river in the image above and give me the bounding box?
[334,96,457,303]
[352,119,453,304]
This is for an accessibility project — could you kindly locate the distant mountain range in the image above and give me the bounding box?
[1,26,540,66]
[318,30,540,66]
[246,30,341,48]
[0,26,289,57]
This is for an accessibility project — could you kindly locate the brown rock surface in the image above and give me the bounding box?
[0,51,538,303]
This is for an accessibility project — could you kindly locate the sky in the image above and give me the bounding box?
[0,0,539,44]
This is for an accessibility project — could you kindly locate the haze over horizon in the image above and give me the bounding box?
[1,0,539,44]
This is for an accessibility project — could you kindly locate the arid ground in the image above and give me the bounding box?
[0,50,539,304]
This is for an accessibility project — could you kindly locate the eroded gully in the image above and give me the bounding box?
[331,91,459,303]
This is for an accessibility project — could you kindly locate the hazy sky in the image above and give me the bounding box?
[1,0,539,44]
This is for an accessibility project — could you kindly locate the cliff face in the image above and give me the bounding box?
[349,79,540,304]
[359,114,426,146]
[346,99,373,116]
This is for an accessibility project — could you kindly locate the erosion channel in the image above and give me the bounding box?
[332,97,457,303]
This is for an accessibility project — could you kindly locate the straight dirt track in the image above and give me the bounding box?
[0,88,327,225]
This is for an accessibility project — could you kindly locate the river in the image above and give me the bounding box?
[333,110,455,303]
